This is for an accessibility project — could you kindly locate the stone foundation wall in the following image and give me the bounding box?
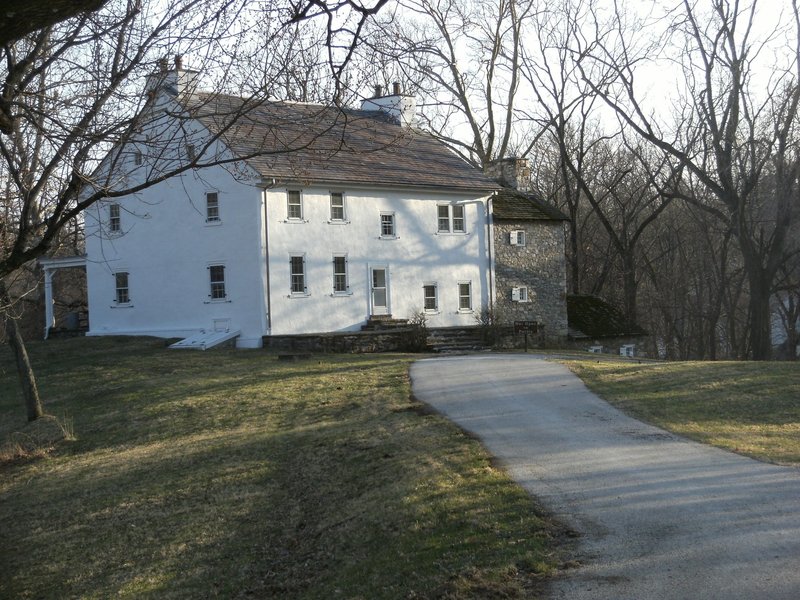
[493,220,568,340]
[264,328,424,353]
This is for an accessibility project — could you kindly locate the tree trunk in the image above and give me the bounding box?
[621,253,638,330]
[748,282,773,361]
[569,209,580,294]
[0,281,44,421]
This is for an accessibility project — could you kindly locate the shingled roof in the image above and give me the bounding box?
[188,93,498,192]
[492,188,568,221]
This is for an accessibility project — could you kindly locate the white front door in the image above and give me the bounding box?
[371,267,389,315]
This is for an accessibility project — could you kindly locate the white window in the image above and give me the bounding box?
[290,255,306,294]
[333,255,348,293]
[109,204,121,232]
[423,283,438,312]
[458,282,472,311]
[287,190,303,220]
[437,205,450,232]
[206,192,220,222]
[209,265,226,300]
[510,230,526,246]
[330,192,345,221]
[115,272,130,304]
[380,212,396,238]
[452,205,465,232]
[511,286,529,302]
[437,204,466,233]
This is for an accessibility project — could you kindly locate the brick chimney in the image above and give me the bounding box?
[145,55,200,100]
[485,157,531,191]
[360,82,416,127]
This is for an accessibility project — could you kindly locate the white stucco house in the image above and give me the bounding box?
[75,65,567,349]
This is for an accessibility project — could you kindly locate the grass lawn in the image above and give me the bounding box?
[563,358,800,465]
[0,337,559,599]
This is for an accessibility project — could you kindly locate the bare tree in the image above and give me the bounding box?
[379,0,539,167]
[0,0,387,420]
[773,221,800,359]
[579,0,800,359]
[517,0,600,295]
[0,1,110,49]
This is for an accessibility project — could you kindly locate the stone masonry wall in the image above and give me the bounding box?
[493,221,568,341]
[264,327,423,353]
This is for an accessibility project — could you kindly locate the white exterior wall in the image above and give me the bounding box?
[83,90,494,345]
[265,186,491,335]
[85,164,268,348]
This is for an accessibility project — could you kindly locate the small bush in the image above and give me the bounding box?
[403,310,429,352]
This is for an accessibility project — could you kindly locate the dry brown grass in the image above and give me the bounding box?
[563,359,800,465]
[1,337,560,599]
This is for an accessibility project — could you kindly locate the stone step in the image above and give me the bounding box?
[425,327,491,353]
[361,316,410,331]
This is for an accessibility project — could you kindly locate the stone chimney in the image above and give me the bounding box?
[485,157,531,191]
[360,81,416,127]
[145,55,200,100]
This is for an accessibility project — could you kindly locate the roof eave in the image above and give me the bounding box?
[259,176,499,195]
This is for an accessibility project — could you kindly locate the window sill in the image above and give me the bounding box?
[424,309,440,315]
[379,235,399,240]
[457,309,474,314]
[435,231,468,236]
[205,220,222,226]
[282,218,309,224]
[327,220,351,225]
[288,292,311,298]
[331,291,353,297]
[110,303,133,309]
[204,299,232,304]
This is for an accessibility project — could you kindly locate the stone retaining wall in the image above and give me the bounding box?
[264,328,424,353]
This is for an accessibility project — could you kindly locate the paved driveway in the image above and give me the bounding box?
[410,354,800,600]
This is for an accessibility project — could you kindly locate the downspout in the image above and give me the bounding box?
[262,179,277,334]
[487,192,496,315]
[43,267,54,339]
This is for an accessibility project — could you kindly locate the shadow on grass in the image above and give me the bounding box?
[1,337,557,599]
